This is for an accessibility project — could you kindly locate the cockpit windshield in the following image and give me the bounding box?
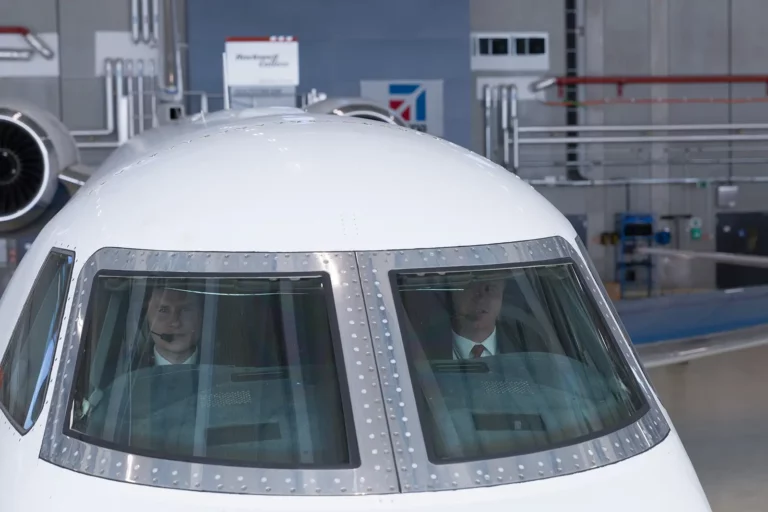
[391,262,648,463]
[42,242,667,495]
[66,273,358,469]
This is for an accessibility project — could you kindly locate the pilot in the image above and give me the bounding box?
[75,283,204,423]
[139,283,203,366]
[422,274,550,360]
[449,277,506,359]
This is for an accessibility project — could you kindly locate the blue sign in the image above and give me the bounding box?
[360,80,444,137]
[388,83,427,126]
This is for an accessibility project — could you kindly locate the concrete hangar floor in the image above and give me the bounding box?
[649,346,768,511]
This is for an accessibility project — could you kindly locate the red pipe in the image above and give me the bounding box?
[0,26,31,35]
[544,96,768,108]
[554,75,768,97]
[0,26,53,59]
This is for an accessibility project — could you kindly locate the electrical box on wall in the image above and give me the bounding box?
[717,185,738,208]
[470,32,549,72]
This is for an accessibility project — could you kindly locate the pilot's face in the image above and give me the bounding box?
[451,279,505,330]
[146,288,202,357]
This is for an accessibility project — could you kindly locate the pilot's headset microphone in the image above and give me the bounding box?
[150,321,199,345]
[150,331,181,343]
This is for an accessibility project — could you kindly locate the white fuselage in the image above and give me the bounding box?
[0,425,707,511]
[0,111,711,511]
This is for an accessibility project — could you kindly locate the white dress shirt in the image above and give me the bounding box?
[452,328,497,359]
[154,346,198,366]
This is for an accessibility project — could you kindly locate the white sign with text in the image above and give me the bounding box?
[225,38,299,87]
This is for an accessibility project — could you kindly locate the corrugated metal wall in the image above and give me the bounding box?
[185,0,472,148]
[4,0,768,288]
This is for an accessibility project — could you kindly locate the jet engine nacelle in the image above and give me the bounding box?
[0,98,79,232]
[304,97,406,126]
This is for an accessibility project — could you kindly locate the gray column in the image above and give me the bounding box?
[649,0,670,216]
[583,0,608,278]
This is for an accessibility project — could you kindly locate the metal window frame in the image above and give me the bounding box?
[355,235,669,493]
[0,248,74,435]
[39,238,669,496]
[40,247,399,496]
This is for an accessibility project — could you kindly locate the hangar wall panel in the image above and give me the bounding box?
[0,0,58,31]
[0,0,162,167]
[185,0,472,148]
[58,0,133,166]
[468,0,566,157]
[727,0,768,224]
[0,0,61,116]
[466,0,768,288]
[4,0,768,294]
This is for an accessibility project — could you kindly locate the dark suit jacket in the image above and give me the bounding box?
[418,319,552,361]
[131,336,285,371]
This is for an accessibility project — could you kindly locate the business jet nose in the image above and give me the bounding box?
[0,107,709,512]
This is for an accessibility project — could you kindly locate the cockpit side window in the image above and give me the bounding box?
[390,261,648,463]
[0,249,74,433]
[65,273,359,469]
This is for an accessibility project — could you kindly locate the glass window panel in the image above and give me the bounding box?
[528,37,546,55]
[391,262,648,463]
[0,250,74,432]
[515,37,528,55]
[67,274,357,469]
[478,38,490,55]
[491,38,509,55]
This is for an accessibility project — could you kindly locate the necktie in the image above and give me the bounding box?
[470,344,486,358]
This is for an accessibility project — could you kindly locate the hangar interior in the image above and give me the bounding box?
[2,0,768,510]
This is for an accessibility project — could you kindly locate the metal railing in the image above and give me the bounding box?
[62,60,222,150]
[71,58,162,149]
[483,76,768,186]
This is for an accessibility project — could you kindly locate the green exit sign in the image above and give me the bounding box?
[690,227,702,240]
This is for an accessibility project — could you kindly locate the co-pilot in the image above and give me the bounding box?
[142,284,203,366]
